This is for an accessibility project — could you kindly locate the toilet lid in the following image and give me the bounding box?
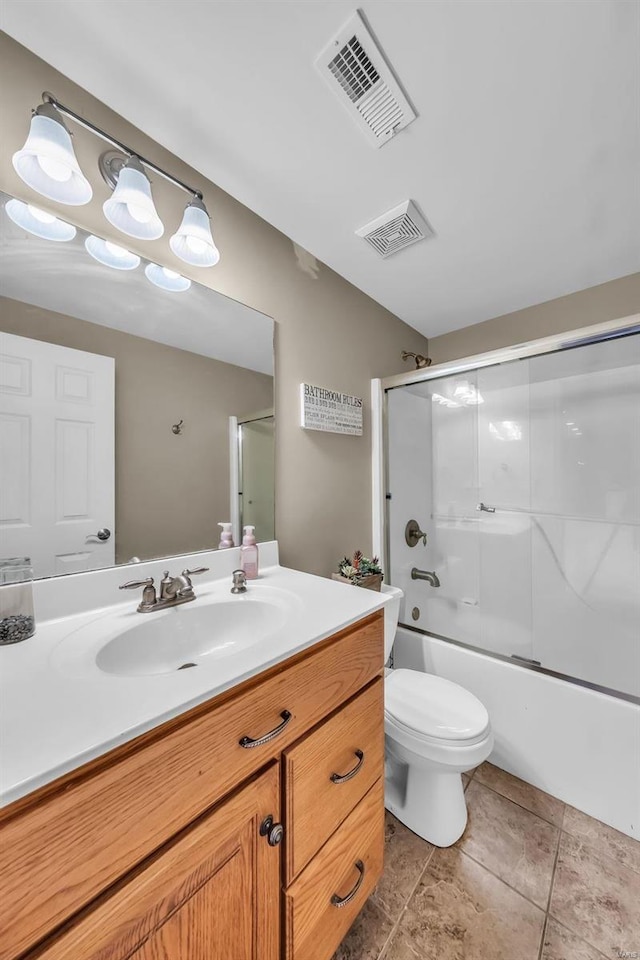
[385,669,489,742]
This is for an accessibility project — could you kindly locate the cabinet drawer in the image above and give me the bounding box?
[284,778,384,960]
[284,678,383,882]
[0,611,383,960]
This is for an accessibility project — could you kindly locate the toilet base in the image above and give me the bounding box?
[385,754,468,847]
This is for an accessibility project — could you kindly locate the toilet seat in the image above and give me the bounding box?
[385,669,490,745]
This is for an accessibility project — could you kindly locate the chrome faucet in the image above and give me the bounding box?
[120,566,209,613]
[231,569,247,594]
[411,568,440,588]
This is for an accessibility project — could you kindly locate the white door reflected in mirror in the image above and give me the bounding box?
[0,332,115,579]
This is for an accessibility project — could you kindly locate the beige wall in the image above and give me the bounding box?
[429,272,640,363]
[0,297,273,563]
[0,33,430,577]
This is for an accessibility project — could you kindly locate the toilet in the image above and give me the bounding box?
[381,585,493,847]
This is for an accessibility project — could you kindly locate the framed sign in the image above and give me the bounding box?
[300,383,363,436]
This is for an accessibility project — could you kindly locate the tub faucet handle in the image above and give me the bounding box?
[405,519,428,547]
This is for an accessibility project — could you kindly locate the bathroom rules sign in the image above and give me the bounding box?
[300,383,363,436]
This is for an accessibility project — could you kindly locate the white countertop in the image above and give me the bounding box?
[0,551,388,807]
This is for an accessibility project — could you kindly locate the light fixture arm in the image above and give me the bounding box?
[41,91,204,200]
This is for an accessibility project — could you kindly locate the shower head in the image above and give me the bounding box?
[401,350,431,369]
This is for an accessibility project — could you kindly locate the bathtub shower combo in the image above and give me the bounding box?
[376,317,640,839]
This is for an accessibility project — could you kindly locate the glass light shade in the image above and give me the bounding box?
[12,103,93,205]
[145,262,191,292]
[85,235,140,270]
[5,198,76,242]
[102,156,164,240]
[170,197,219,267]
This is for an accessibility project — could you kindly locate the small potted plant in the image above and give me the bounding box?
[332,550,383,591]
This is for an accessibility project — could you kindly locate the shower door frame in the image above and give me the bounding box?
[372,312,640,705]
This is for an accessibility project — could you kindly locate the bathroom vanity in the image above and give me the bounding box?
[0,549,386,960]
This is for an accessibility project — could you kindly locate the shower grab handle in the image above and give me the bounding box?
[477,502,496,513]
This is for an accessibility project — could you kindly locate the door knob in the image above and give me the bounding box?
[87,528,111,542]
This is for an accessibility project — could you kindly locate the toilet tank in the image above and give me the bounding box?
[380,584,404,662]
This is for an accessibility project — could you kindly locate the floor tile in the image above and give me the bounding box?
[541,917,608,960]
[562,805,640,876]
[333,897,395,960]
[372,811,434,921]
[458,780,559,908]
[549,831,640,957]
[382,932,423,959]
[474,762,565,826]
[385,846,545,960]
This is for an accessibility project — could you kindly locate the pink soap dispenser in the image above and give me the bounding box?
[240,525,259,579]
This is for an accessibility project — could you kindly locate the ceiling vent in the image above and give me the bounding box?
[356,201,433,258]
[316,10,416,149]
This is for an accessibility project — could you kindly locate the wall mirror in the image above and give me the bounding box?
[0,191,275,580]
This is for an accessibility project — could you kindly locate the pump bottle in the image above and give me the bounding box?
[240,525,259,579]
[218,522,234,549]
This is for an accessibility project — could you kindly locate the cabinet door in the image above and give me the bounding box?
[35,764,281,960]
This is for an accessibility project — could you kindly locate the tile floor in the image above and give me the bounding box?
[334,763,640,960]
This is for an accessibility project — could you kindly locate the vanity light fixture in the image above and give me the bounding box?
[145,262,191,292]
[170,197,219,267]
[12,101,93,205]
[102,156,164,240]
[85,235,141,271]
[4,198,77,242]
[13,93,220,264]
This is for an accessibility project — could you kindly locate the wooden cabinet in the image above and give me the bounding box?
[31,765,281,960]
[1,610,384,960]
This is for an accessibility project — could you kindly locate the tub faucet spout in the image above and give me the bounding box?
[411,568,440,588]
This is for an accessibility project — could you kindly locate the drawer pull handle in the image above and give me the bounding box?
[330,749,365,784]
[331,860,365,908]
[239,710,292,748]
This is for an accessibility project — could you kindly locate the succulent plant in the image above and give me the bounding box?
[337,551,383,583]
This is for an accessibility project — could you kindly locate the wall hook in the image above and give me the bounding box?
[172,419,184,435]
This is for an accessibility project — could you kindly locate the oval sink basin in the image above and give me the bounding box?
[96,598,286,677]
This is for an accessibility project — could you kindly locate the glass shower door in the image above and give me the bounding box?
[387,374,482,648]
[386,330,640,699]
[387,365,534,663]
[476,361,533,662]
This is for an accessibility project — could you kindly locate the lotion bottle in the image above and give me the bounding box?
[240,525,259,579]
[218,522,234,549]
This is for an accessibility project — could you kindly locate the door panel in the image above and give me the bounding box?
[34,764,281,960]
[0,333,114,577]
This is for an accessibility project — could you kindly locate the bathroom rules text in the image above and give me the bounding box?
[300,383,363,436]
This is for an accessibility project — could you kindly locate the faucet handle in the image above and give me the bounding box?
[120,577,157,612]
[182,566,209,577]
[120,577,154,590]
[231,569,247,594]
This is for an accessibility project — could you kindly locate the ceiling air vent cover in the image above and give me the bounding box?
[316,10,416,148]
[356,201,432,258]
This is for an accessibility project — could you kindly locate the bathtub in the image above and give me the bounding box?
[393,626,640,840]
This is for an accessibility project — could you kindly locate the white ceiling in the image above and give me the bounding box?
[2,0,639,338]
[0,196,274,374]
